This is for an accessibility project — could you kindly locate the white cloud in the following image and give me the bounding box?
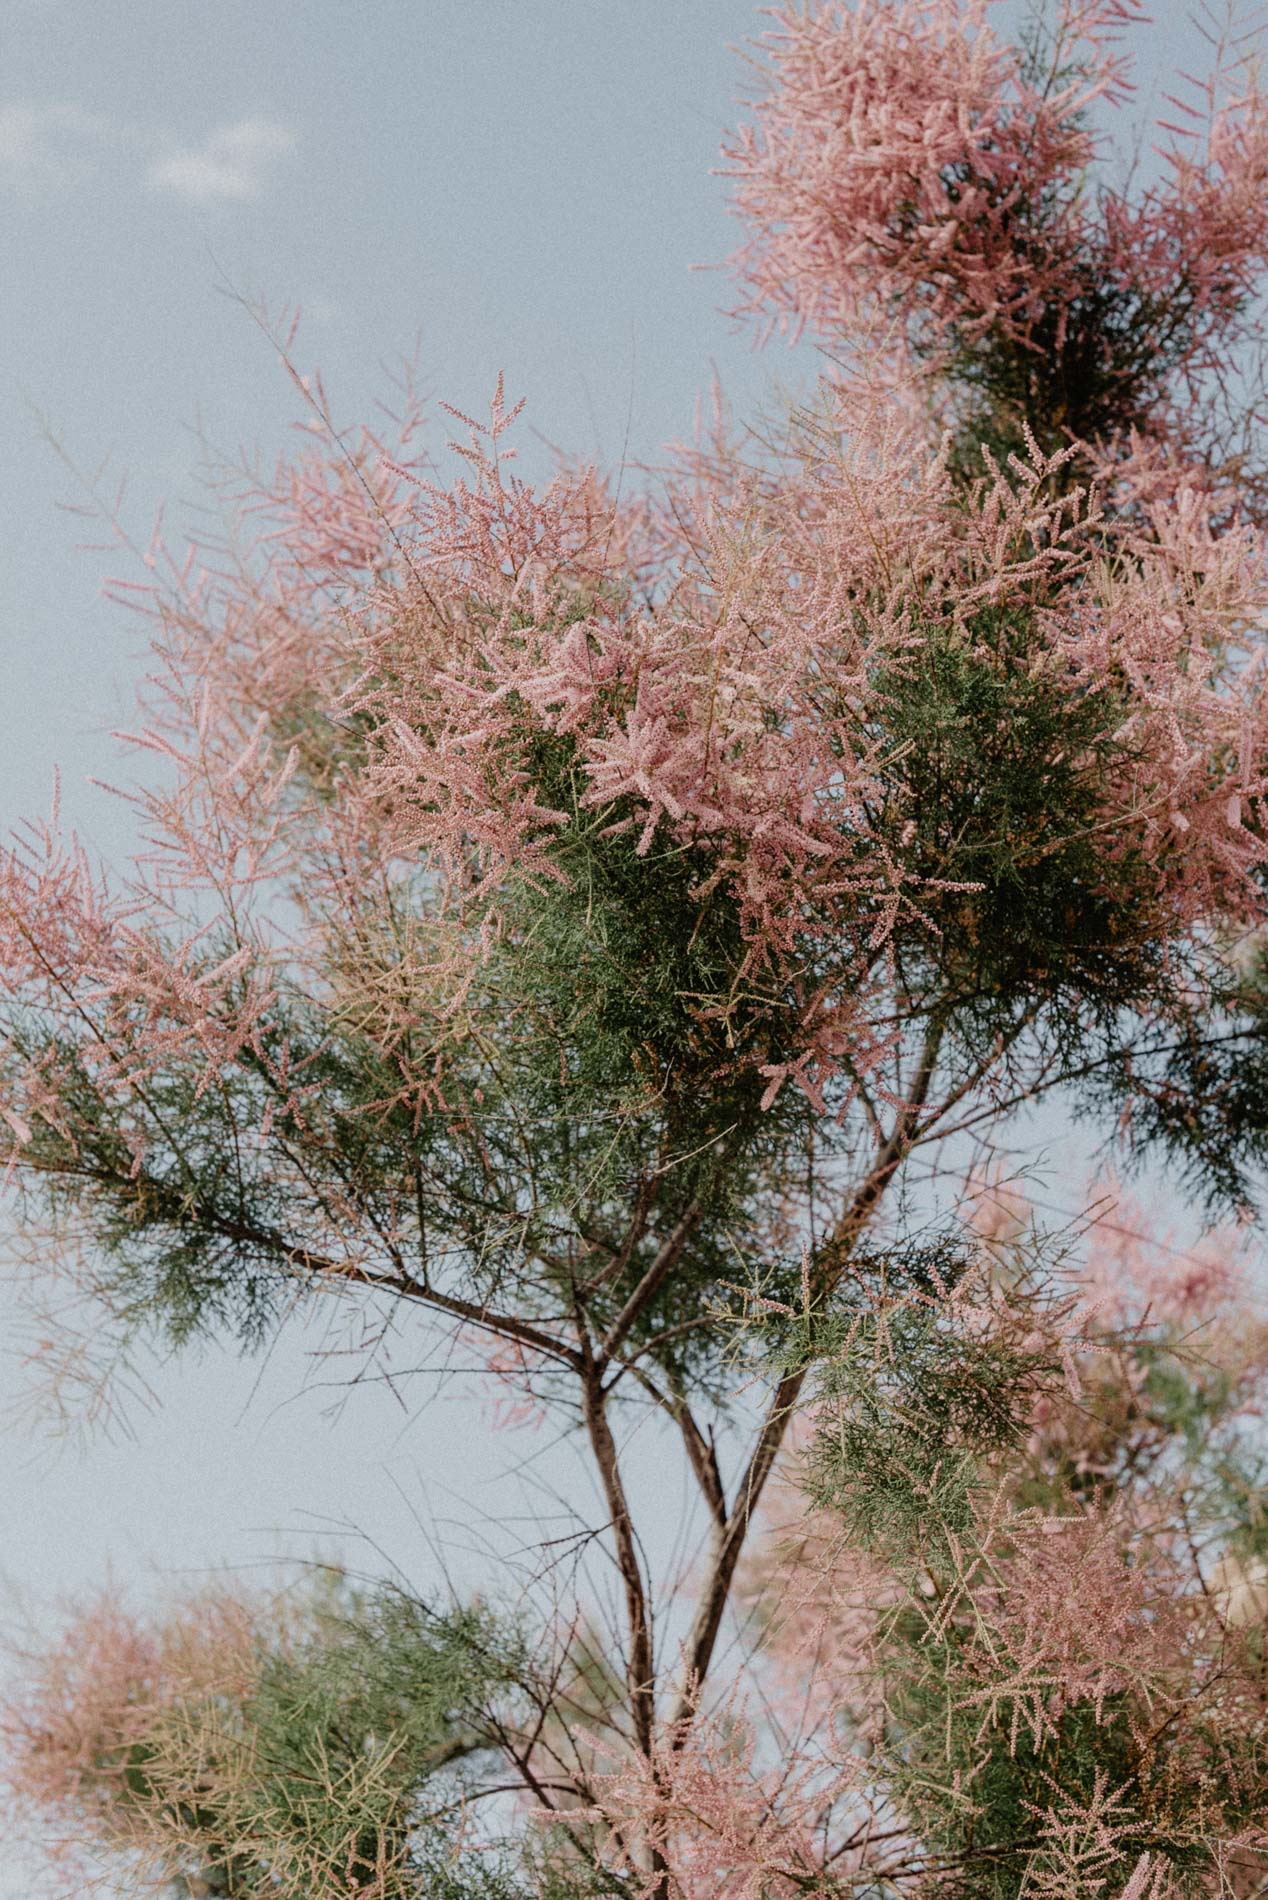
[147,118,295,204]
[0,103,47,168]
[0,100,294,204]
[0,100,132,176]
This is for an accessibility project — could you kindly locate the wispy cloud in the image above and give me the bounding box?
[0,101,60,169]
[146,119,296,204]
[0,100,295,204]
[0,100,135,176]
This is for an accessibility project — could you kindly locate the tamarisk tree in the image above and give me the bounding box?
[5,0,1268,1893]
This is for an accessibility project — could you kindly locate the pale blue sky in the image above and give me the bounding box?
[0,0,1221,1887]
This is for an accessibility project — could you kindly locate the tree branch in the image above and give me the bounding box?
[578,1334,658,1762]
[669,1014,947,1733]
[598,1203,702,1366]
[27,1153,582,1371]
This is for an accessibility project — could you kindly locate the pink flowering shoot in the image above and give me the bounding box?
[4,1,1268,1896]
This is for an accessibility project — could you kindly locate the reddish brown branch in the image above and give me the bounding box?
[578,1341,658,1761]
[670,1017,946,1732]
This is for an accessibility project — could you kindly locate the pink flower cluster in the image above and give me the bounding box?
[723,0,1122,345]
[4,350,1268,1156]
[724,0,1268,474]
